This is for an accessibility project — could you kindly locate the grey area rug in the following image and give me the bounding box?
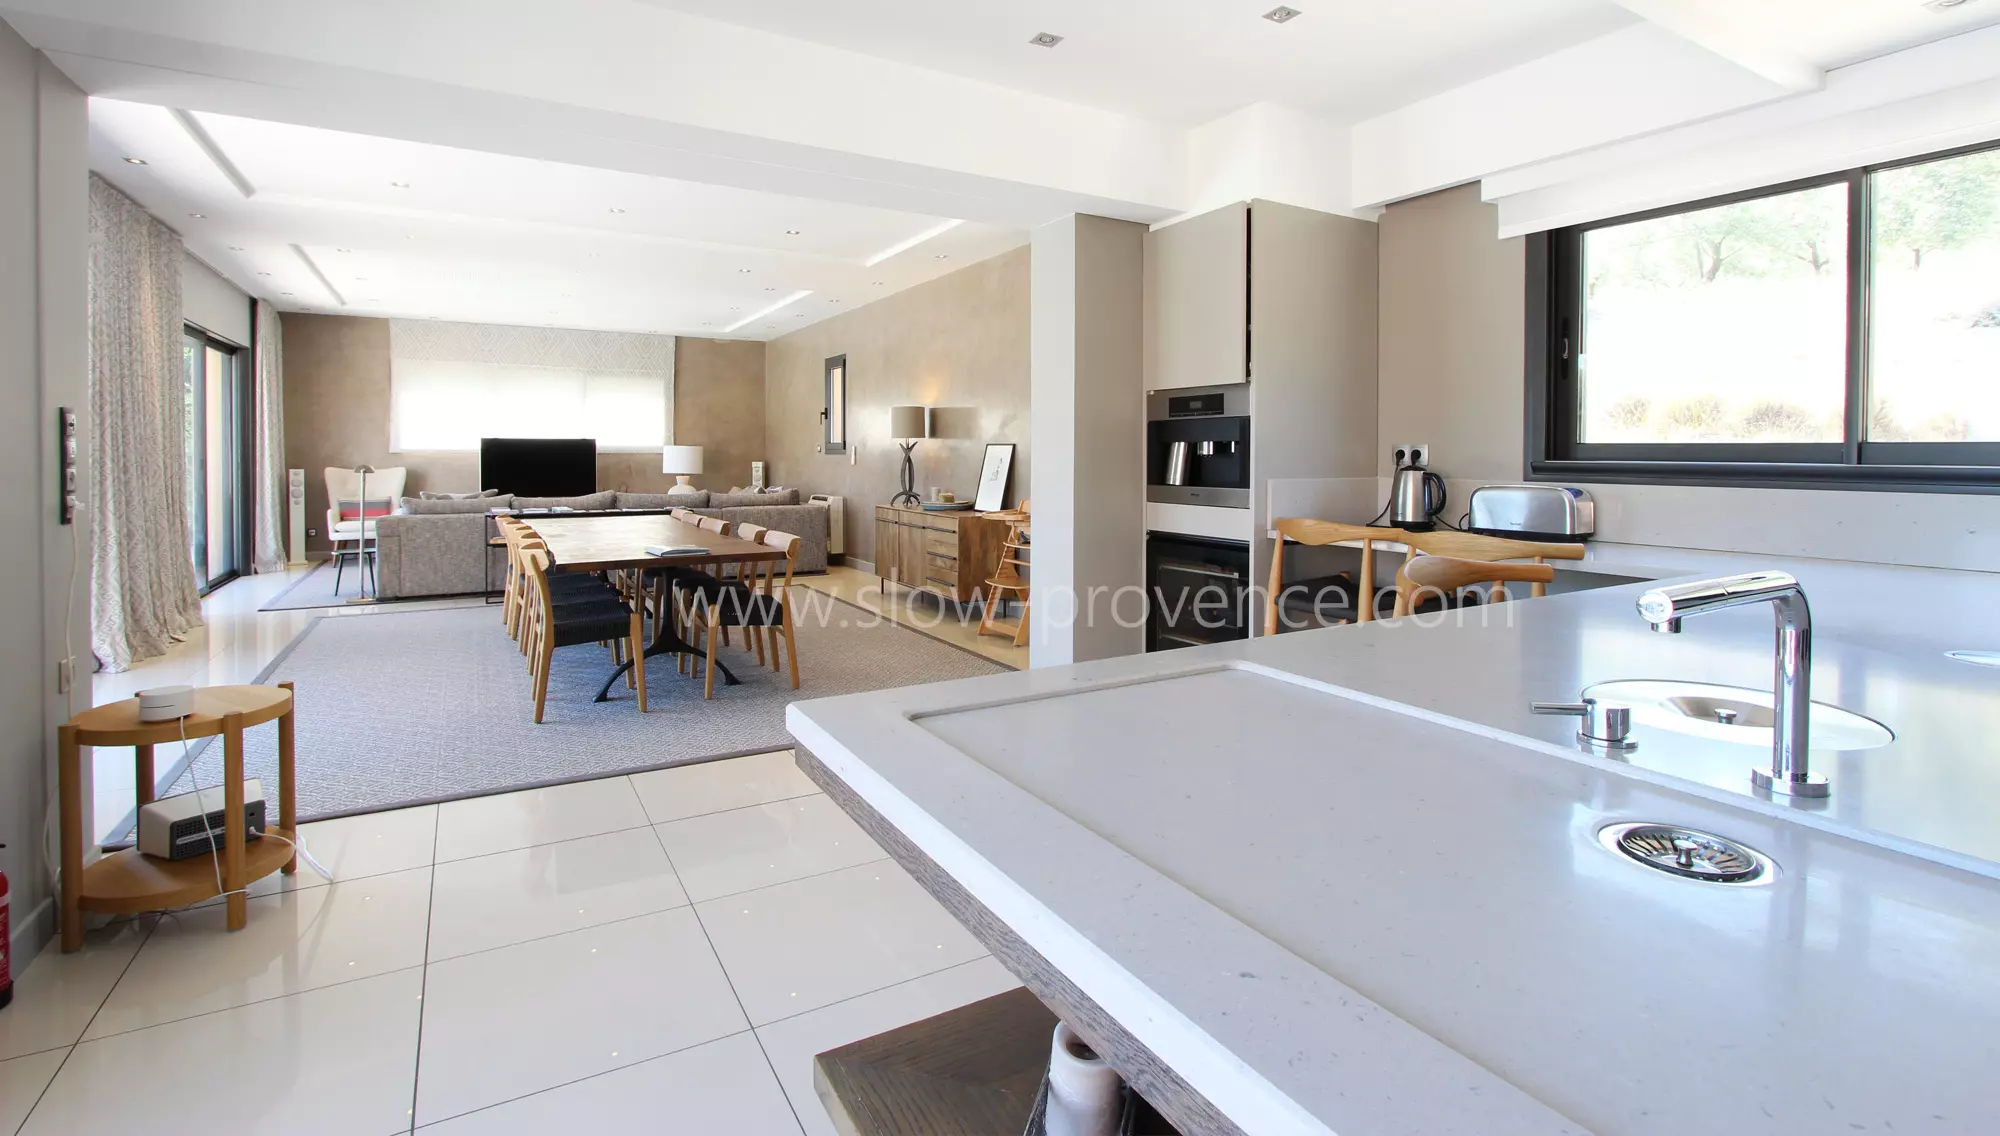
[259,561,488,611]
[133,596,1007,829]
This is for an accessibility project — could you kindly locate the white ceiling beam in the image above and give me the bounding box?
[0,0,1189,228]
[1611,0,1824,92]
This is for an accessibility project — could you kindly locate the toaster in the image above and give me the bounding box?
[1466,484,1593,542]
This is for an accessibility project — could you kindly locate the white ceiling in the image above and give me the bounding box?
[634,0,1639,124]
[87,99,1026,339]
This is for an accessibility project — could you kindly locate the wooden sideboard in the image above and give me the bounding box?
[874,505,1004,604]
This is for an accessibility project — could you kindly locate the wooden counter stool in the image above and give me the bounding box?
[978,501,1031,647]
[58,683,298,951]
[1264,518,1413,634]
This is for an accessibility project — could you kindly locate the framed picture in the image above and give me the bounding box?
[750,461,766,492]
[973,443,1014,512]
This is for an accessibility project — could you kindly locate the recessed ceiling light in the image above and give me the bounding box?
[932,253,949,259]
[730,307,740,311]
[795,313,805,318]
[1028,31,1063,47]
[764,287,777,292]
[608,207,626,214]
[389,181,410,188]
[123,157,147,165]
[227,246,244,251]
[336,248,351,253]
[281,291,295,296]
[739,268,753,274]
[188,213,205,219]
[828,299,841,303]
[1263,6,1302,22]
[257,271,271,276]
[784,229,800,235]
[354,276,368,281]
[871,280,885,285]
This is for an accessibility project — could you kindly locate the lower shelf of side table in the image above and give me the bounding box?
[78,826,297,915]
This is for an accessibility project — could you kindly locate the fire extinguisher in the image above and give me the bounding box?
[1,842,12,1011]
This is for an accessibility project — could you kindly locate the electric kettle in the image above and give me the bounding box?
[1390,458,1446,530]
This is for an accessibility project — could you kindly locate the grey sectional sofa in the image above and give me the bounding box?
[370,489,831,600]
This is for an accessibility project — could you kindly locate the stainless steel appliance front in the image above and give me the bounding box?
[1147,386,1250,508]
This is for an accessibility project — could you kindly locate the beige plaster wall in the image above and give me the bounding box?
[763,246,1031,565]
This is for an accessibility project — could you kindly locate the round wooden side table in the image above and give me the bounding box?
[57,683,297,953]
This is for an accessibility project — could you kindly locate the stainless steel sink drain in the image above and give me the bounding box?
[1598,823,1775,886]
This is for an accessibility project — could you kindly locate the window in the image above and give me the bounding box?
[388,321,673,452]
[183,327,252,593]
[823,355,848,455]
[1531,139,2000,488]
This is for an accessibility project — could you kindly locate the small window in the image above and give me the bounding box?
[1530,139,2000,489]
[823,355,848,454]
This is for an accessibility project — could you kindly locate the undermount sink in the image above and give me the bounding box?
[1582,679,1894,751]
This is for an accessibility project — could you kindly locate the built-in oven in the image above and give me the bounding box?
[1147,386,1250,509]
[1146,532,1251,652]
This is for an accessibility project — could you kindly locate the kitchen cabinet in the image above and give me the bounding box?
[874,505,1004,604]
[1143,201,1248,390]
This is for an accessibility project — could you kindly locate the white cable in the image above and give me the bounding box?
[43,516,84,892]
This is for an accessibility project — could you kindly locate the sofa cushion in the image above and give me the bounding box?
[617,491,704,509]
[402,495,515,515]
[710,489,799,508]
[418,489,502,500]
[513,491,617,511]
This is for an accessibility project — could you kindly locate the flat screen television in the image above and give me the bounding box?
[480,438,597,498]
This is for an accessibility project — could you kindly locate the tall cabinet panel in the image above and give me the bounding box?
[1142,201,1248,390]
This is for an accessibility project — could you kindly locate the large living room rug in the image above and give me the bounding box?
[129,596,1008,829]
[258,561,480,611]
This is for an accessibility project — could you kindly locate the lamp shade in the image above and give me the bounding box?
[889,405,930,441]
[661,445,704,475]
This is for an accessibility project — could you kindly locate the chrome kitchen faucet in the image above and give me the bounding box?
[1636,571,1828,798]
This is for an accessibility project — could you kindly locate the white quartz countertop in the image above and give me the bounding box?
[786,544,2000,1135]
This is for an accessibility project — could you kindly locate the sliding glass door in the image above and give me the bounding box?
[183,328,251,593]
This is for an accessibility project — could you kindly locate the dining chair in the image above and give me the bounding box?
[1393,555,1556,618]
[698,515,731,536]
[1264,518,1414,635]
[1398,530,1586,600]
[687,529,802,698]
[521,548,647,721]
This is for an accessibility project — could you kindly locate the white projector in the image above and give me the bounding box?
[136,684,196,722]
[138,780,266,861]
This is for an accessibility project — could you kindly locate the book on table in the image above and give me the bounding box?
[645,544,707,557]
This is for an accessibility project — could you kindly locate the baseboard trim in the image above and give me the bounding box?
[844,556,874,575]
[10,893,55,971]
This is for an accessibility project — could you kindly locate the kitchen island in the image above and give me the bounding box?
[785,543,2000,1135]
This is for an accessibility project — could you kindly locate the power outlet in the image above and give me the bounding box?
[1408,443,1431,468]
[308,527,318,537]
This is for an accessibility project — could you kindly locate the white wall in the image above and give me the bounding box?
[1029,214,1147,665]
[1,24,90,967]
[182,249,251,345]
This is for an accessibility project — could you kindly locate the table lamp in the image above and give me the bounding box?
[661,445,704,490]
[889,406,929,507]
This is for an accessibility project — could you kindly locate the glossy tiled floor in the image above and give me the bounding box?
[3,750,1023,1135]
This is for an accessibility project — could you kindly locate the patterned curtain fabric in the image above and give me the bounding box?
[88,175,203,671]
[251,301,287,572]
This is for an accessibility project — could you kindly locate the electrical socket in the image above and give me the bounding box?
[308,527,318,537]
[1408,443,1431,468]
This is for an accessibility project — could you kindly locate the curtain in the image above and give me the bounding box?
[388,320,674,452]
[88,175,203,671]
[250,300,287,572]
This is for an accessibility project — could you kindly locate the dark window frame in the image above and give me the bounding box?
[1526,136,2000,494]
[822,354,848,455]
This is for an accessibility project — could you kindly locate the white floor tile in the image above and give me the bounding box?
[654,795,884,903]
[417,1031,800,1136]
[434,777,651,863]
[0,1049,69,1135]
[696,861,987,1026]
[84,866,433,1040]
[425,827,688,962]
[21,967,424,1136]
[754,957,1022,1136]
[629,750,818,824]
[414,907,747,1126]
[191,803,439,909]
[0,918,154,1061]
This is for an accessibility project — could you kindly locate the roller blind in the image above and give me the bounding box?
[389,320,674,452]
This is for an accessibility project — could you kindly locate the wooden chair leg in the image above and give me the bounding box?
[533,637,554,723]
[631,608,648,713]
[782,609,800,690]
[704,618,719,699]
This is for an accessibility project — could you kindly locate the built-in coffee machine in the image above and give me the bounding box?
[1146,386,1250,509]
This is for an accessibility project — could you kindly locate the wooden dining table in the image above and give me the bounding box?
[521,513,788,697]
